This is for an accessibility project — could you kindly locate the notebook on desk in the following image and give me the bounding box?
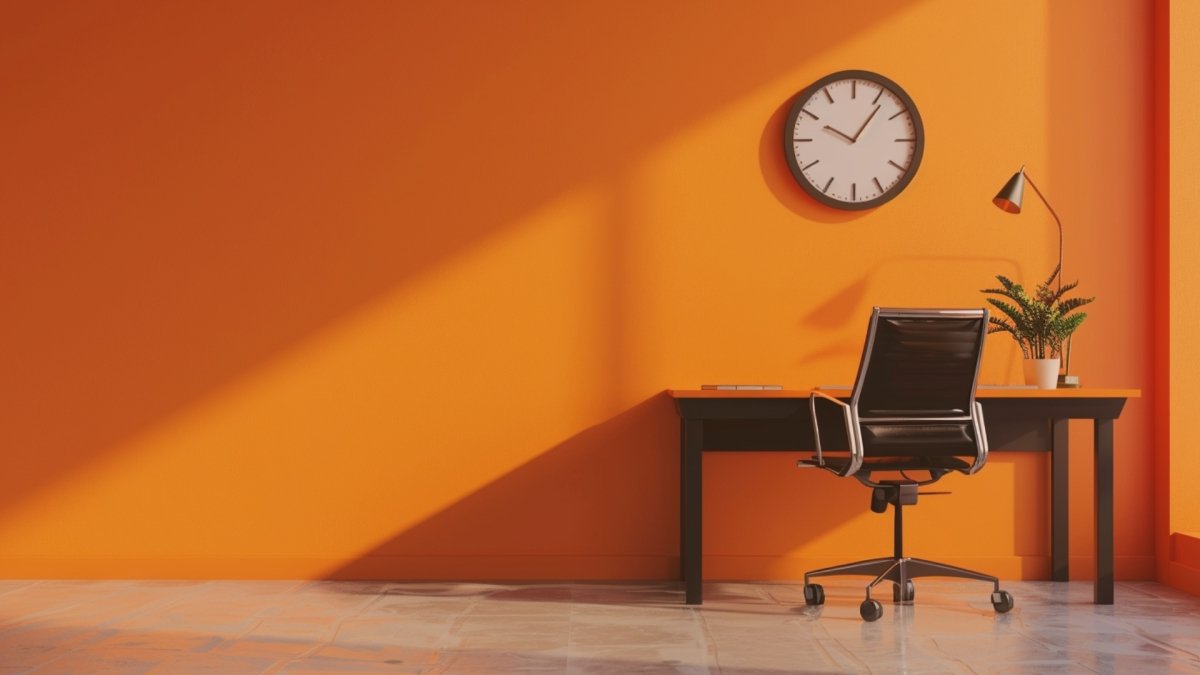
[700,384,783,390]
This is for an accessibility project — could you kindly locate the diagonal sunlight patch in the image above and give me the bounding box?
[0,186,619,575]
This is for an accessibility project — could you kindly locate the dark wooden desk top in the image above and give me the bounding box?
[669,387,1141,399]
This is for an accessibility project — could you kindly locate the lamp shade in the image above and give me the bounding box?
[993,170,1025,214]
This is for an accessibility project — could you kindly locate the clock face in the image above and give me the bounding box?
[783,70,924,210]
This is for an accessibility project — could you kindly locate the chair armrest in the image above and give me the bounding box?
[803,391,862,477]
[967,401,989,474]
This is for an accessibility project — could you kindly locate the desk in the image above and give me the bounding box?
[669,387,1140,606]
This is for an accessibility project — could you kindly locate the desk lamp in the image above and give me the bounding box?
[992,166,1078,387]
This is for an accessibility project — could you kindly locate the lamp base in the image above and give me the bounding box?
[1058,374,1080,388]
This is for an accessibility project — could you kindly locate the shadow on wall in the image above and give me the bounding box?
[0,1,924,518]
[327,394,682,580]
[759,97,871,225]
[325,392,868,581]
[793,255,1027,382]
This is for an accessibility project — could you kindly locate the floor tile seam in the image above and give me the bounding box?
[565,589,578,672]
[255,581,381,620]
[1117,581,1193,602]
[76,580,229,634]
[259,639,327,675]
[11,635,88,674]
[692,606,722,674]
[0,583,206,645]
[0,582,38,602]
[227,614,269,648]
[561,591,709,672]
[315,583,391,623]
[923,635,991,675]
[145,581,297,618]
[961,615,1085,665]
[244,583,390,674]
[0,580,137,631]
[1134,628,1200,663]
[819,635,873,674]
[257,615,354,675]
[419,584,490,675]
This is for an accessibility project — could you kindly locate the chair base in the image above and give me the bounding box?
[800,485,1015,620]
[804,555,1000,604]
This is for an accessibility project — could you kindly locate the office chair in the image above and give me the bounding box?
[798,307,1013,622]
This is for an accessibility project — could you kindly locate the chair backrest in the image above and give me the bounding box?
[850,307,988,459]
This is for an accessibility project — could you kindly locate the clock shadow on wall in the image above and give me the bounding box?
[760,100,860,223]
[761,70,924,223]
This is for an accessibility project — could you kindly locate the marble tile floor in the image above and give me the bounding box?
[0,579,1198,674]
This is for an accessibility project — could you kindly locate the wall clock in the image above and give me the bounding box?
[783,70,924,210]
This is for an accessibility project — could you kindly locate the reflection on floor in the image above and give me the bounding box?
[0,579,1198,673]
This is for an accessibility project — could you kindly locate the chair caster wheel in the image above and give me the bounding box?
[991,590,1014,613]
[803,583,825,606]
[892,580,915,603]
[860,598,884,622]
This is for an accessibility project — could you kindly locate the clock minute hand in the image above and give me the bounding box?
[851,105,882,142]
[823,125,856,143]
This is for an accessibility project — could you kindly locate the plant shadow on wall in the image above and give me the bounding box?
[0,2,922,516]
[325,393,865,582]
[792,255,1029,379]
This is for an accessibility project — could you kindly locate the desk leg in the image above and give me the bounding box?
[1094,418,1115,604]
[1051,419,1069,581]
[681,418,703,605]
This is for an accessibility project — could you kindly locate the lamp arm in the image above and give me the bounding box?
[1022,171,1072,374]
[1021,171,1064,293]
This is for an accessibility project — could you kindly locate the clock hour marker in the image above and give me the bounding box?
[782,71,923,210]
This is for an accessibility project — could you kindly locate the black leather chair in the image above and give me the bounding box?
[798,307,1014,621]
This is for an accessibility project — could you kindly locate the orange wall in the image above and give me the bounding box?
[0,1,1156,580]
[1165,0,1200,594]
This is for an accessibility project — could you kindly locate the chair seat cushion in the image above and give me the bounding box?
[802,455,972,474]
[860,421,977,456]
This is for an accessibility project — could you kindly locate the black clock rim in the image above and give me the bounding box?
[782,69,925,211]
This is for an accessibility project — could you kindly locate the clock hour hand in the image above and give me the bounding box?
[851,105,882,142]
[823,125,856,143]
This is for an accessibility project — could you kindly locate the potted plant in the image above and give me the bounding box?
[980,265,1094,389]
